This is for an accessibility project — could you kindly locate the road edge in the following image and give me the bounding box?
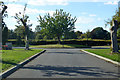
[0,49,46,79]
[81,49,120,66]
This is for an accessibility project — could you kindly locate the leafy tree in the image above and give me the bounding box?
[14,25,25,39]
[14,4,32,50]
[86,30,91,39]
[37,9,77,44]
[90,27,110,40]
[64,31,77,39]
[8,29,17,39]
[80,33,86,39]
[35,34,43,40]
[0,1,8,45]
[75,31,82,39]
[14,25,35,40]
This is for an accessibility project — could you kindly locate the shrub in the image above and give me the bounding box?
[8,39,112,46]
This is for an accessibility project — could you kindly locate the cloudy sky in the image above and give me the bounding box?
[1,0,119,32]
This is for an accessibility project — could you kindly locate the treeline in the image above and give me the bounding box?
[8,27,111,40]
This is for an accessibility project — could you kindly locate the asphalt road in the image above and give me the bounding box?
[7,48,119,78]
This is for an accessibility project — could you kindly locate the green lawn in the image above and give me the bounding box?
[30,44,91,48]
[85,49,120,62]
[2,49,43,72]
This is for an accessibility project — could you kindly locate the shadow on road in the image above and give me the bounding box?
[21,64,119,77]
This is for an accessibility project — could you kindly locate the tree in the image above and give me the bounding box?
[14,4,32,50]
[14,25,25,39]
[75,31,82,39]
[90,27,110,40]
[8,29,17,39]
[37,9,77,44]
[64,31,77,39]
[2,26,8,44]
[0,2,8,45]
[105,9,120,53]
[80,33,87,39]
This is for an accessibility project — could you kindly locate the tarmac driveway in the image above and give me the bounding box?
[7,48,119,78]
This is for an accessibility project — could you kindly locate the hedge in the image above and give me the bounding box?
[7,40,110,46]
[7,39,120,46]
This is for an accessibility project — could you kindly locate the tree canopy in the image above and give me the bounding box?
[90,27,110,40]
[37,9,77,44]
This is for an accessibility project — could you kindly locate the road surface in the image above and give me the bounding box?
[7,48,119,78]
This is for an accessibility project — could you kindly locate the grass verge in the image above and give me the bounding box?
[85,49,120,62]
[30,44,91,48]
[2,49,43,72]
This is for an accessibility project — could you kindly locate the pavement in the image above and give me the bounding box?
[7,48,119,78]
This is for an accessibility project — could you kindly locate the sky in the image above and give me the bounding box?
[0,0,119,32]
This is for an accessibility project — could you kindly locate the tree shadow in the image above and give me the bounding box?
[21,64,119,78]
[2,60,17,66]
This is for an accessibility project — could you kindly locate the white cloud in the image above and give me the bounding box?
[7,4,24,16]
[28,0,68,6]
[76,16,95,24]
[89,14,97,17]
[6,4,55,17]
[1,0,28,3]
[104,1,118,5]
[68,0,118,2]
[1,0,119,3]
[26,8,55,15]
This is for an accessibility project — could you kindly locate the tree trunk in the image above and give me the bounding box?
[57,36,61,44]
[110,20,119,53]
[25,35,29,50]
[20,19,29,50]
[111,31,119,53]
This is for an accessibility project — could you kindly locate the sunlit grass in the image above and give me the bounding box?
[85,49,120,62]
[2,49,43,72]
[30,44,91,48]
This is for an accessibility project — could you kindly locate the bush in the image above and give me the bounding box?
[8,39,112,46]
